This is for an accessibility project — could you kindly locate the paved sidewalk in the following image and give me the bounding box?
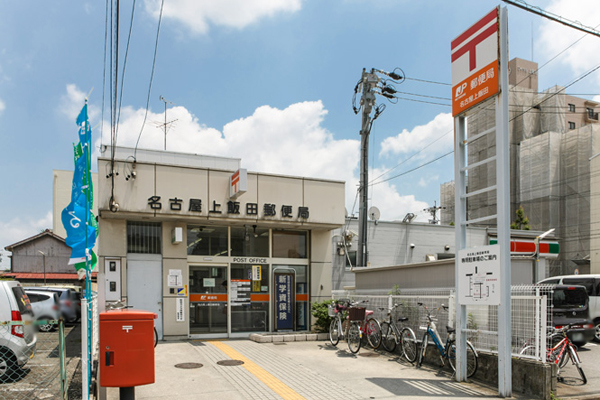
[105,338,518,400]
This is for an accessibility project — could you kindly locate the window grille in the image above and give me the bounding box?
[127,222,162,254]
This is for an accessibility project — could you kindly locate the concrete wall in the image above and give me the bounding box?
[353,257,534,291]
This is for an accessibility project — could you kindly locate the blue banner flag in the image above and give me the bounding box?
[61,104,98,278]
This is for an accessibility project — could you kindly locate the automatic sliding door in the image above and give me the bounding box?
[189,266,227,334]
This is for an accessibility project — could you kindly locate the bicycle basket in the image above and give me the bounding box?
[328,304,336,317]
[349,307,366,321]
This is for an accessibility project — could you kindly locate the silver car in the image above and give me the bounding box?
[0,281,37,381]
[24,290,60,332]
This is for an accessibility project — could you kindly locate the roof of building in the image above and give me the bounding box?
[1,272,97,280]
[4,229,66,252]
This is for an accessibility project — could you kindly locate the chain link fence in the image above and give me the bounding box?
[0,319,68,400]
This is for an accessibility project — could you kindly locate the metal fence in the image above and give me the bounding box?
[333,285,553,361]
[0,319,67,400]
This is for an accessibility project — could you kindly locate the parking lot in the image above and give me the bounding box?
[0,322,82,400]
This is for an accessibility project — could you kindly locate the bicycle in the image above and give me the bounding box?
[520,325,586,384]
[415,303,478,378]
[379,303,418,362]
[328,299,381,353]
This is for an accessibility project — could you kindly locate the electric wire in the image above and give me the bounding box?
[134,0,165,160]
[100,0,109,151]
[115,0,137,136]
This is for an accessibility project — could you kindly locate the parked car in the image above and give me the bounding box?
[538,274,600,342]
[548,284,595,347]
[24,287,78,323]
[24,290,60,332]
[0,281,37,381]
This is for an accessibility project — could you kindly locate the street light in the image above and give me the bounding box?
[38,250,46,285]
[534,228,555,283]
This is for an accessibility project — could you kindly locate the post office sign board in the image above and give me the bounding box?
[451,7,499,116]
[458,245,500,305]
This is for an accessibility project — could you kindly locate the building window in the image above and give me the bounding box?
[127,222,161,254]
[230,226,269,257]
[187,225,229,256]
[569,121,576,130]
[568,103,576,112]
[272,230,308,259]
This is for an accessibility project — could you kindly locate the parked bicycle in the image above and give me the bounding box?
[379,303,418,362]
[328,299,381,353]
[520,324,586,384]
[415,303,478,378]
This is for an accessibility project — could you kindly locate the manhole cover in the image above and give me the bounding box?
[359,352,379,358]
[175,363,203,369]
[217,360,244,366]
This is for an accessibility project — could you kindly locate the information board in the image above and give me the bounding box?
[457,245,500,305]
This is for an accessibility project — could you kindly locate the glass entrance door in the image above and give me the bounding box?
[189,266,228,334]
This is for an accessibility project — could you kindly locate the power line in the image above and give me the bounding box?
[134,0,165,159]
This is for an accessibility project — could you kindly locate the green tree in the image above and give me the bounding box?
[511,205,531,230]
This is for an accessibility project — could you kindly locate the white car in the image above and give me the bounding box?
[25,290,60,332]
[0,281,37,381]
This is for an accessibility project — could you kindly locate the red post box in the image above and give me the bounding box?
[100,309,157,387]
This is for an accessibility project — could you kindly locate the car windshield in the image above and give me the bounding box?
[553,288,587,309]
[12,286,34,315]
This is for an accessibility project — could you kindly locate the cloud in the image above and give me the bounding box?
[60,84,100,122]
[81,84,434,223]
[0,99,5,114]
[379,113,453,160]
[537,0,600,86]
[144,0,302,35]
[0,212,53,253]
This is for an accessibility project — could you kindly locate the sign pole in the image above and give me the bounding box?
[454,115,467,381]
[496,6,511,397]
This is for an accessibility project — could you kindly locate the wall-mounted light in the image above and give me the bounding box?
[444,245,450,251]
[410,243,415,249]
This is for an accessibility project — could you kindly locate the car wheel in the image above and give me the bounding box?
[0,348,17,382]
[594,320,600,343]
[37,316,55,332]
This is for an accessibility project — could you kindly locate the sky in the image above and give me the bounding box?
[1,0,600,269]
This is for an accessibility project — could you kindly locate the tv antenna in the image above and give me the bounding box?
[158,96,178,150]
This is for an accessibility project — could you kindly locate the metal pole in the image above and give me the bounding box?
[454,114,467,381]
[496,6,512,397]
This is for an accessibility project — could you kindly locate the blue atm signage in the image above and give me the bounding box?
[275,272,295,331]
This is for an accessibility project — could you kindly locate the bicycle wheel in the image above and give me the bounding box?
[381,322,397,352]
[568,345,587,384]
[366,318,382,349]
[329,318,340,346]
[417,334,428,368]
[348,322,362,354]
[401,327,418,363]
[448,341,478,378]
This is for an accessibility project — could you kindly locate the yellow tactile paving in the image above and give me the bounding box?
[208,341,307,400]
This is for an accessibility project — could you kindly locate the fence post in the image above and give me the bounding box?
[541,294,547,363]
[59,319,68,400]
[535,287,540,361]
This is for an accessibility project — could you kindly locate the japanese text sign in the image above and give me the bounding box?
[275,273,294,330]
[451,7,499,116]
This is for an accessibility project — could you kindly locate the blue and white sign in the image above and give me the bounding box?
[275,273,294,331]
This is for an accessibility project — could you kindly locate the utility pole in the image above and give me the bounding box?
[159,96,177,151]
[353,67,404,268]
[423,201,445,224]
[357,69,378,268]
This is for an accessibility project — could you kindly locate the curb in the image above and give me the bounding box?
[249,332,329,343]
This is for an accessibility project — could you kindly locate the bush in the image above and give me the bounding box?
[311,299,334,332]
